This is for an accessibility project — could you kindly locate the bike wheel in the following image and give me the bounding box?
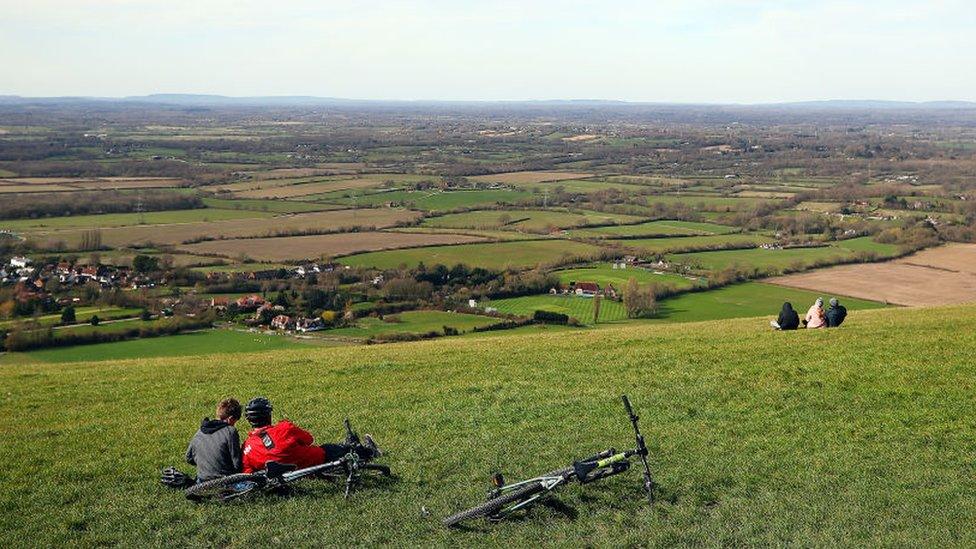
[443,482,546,527]
[185,473,266,502]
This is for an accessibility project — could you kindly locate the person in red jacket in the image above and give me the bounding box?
[241,397,379,473]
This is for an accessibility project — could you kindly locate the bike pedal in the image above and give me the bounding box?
[491,472,505,488]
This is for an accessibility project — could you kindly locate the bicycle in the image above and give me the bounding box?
[443,395,654,527]
[185,419,391,502]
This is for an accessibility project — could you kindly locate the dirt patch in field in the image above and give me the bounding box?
[0,177,184,190]
[767,244,976,306]
[469,171,594,185]
[178,231,487,261]
[29,209,420,248]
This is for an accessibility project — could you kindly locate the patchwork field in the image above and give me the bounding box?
[670,237,901,274]
[233,178,390,199]
[0,177,184,191]
[768,244,976,306]
[200,198,339,213]
[338,239,603,270]
[30,209,420,248]
[179,231,488,262]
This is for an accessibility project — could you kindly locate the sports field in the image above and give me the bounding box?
[338,240,603,270]
[4,305,976,545]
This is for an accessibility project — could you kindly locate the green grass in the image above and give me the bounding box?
[645,194,777,210]
[338,240,603,270]
[616,234,774,255]
[651,282,886,323]
[833,236,901,257]
[5,329,307,364]
[422,209,643,231]
[323,189,536,210]
[3,305,974,545]
[324,310,497,339]
[0,306,141,330]
[2,208,271,231]
[668,244,866,273]
[569,220,739,238]
[200,198,337,213]
[190,262,291,273]
[554,263,702,291]
[485,294,628,323]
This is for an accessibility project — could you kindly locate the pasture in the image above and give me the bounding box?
[569,220,738,238]
[422,209,643,231]
[485,293,629,323]
[4,305,974,545]
[324,310,497,339]
[468,171,593,184]
[554,263,702,291]
[337,239,603,270]
[616,234,774,255]
[200,198,337,213]
[31,209,421,248]
[179,232,488,262]
[650,282,886,323]
[322,189,537,211]
[2,208,271,231]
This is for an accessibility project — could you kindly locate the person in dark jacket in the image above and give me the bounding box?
[185,398,244,482]
[826,297,847,327]
[770,302,800,330]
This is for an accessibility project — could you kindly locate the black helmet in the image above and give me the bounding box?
[245,397,273,426]
[161,467,193,489]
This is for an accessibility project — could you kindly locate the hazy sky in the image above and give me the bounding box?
[2,0,974,102]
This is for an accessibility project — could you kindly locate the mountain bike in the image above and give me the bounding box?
[443,395,654,527]
[185,419,391,502]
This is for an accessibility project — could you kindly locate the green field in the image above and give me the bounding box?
[485,294,628,323]
[190,262,292,273]
[3,305,975,545]
[200,198,337,213]
[321,189,536,210]
[570,220,739,238]
[617,233,774,255]
[554,263,702,291]
[325,310,497,339]
[651,282,886,323]
[665,239,897,273]
[338,240,603,270]
[645,194,776,210]
[422,209,643,231]
[5,329,308,364]
[2,208,271,231]
[0,306,140,330]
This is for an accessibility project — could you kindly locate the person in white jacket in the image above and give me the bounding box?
[804,297,826,329]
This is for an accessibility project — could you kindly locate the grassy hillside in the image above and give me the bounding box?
[2,305,976,546]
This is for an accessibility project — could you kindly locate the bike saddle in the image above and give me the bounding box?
[265,461,297,478]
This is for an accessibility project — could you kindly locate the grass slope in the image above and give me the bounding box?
[2,305,975,545]
[554,263,702,291]
[486,294,629,322]
[338,240,602,270]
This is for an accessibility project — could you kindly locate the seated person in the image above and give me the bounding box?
[242,397,379,473]
[183,398,244,483]
[770,302,800,330]
[826,297,847,327]
[804,298,826,329]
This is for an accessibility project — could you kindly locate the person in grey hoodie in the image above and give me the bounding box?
[185,398,243,482]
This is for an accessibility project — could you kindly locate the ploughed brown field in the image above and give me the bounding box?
[469,170,594,184]
[177,231,488,261]
[29,208,420,248]
[768,243,976,306]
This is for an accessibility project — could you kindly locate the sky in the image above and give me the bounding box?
[1,0,974,103]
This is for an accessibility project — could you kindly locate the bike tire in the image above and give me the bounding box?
[185,473,266,502]
[443,467,572,528]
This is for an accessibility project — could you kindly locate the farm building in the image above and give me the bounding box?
[575,281,600,297]
[271,315,293,330]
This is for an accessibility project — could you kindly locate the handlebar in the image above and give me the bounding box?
[621,395,636,420]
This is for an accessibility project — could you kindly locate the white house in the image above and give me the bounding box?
[9,256,31,269]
